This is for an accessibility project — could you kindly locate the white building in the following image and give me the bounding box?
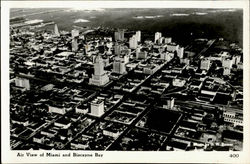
[54,119,71,129]
[114,43,122,55]
[113,56,127,74]
[103,128,121,138]
[72,38,78,52]
[154,32,162,43]
[114,29,125,41]
[15,77,30,90]
[48,105,72,115]
[164,37,172,44]
[143,65,159,75]
[90,99,104,117]
[129,35,138,49]
[166,43,179,52]
[173,78,186,87]
[89,55,110,86]
[135,31,141,42]
[177,47,184,59]
[200,59,211,70]
[222,58,233,69]
[71,29,79,38]
[75,105,88,114]
[223,111,243,127]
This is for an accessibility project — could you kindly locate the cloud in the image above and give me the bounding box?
[25,19,43,24]
[193,12,208,15]
[170,13,190,16]
[74,19,90,23]
[133,15,163,19]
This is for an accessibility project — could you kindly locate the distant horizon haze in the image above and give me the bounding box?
[10,8,243,47]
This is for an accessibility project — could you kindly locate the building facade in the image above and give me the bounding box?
[89,55,110,86]
[90,99,104,117]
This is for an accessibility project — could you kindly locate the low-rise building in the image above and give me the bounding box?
[173,78,186,87]
[90,99,104,117]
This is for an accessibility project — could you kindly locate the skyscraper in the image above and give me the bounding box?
[154,32,162,43]
[129,35,138,49]
[72,38,78,52]
[114,29,125,41]
[90,99,104,117]
[89,55,110,86]
[136,31,141,42]
[114,43,121,55]
[177,47,184,59]
[54,24,60,37]
[113,56,127,74]
[71,29,79,38]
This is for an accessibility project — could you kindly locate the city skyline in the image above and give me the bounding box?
[10,8,243,47]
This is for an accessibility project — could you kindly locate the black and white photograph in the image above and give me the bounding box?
[1,0,250,163]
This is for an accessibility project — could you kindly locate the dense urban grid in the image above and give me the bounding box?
[10,12,243,151]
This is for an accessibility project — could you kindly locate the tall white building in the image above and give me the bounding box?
[72,38,78,52]
[114,43,121,55]
[71,29,79,38]
[129,35,138,49]
[113,56,127,74]
[177,47,184,59]
[15,77,30,90]
[90,99,104,117]
[89,55,110,86]
[135,31,141,42]
[154,32,162,43]
[114,29,125,41]
[54,24,60,37]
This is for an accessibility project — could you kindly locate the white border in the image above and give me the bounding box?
[1,1,250,163]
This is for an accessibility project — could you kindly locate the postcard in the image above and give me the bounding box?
[1,0,250,163]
